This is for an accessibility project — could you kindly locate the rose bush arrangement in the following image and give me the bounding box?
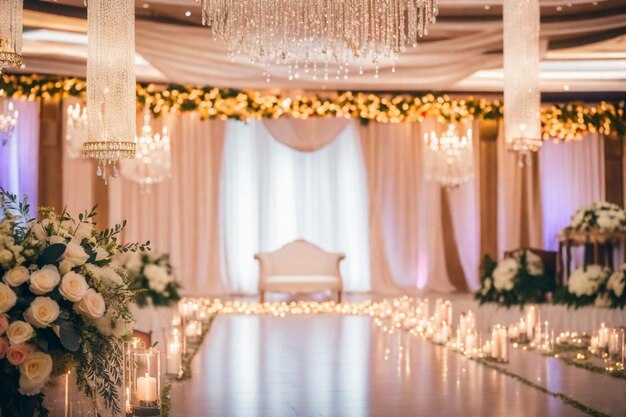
[476,250,555,308]
[115,251,181,308]
[0,189,148,417]
[567,201,626,233]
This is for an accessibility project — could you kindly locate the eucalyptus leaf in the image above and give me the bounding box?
[58,319,80,352]
[37,243,67,267]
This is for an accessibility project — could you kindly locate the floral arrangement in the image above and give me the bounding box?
[0,189,148,416]
[554,265,612,309]
[607,264,626,309]
[567,201,626,234]
[115,251,181,308]
[476,250,555,308]
[2,74,626,140]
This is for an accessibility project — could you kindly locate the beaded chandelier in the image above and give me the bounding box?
[423,124,474,188]
[82,0,136,182]
[503,0,542,166]
[0,0,23,71]
[201,0,439,81]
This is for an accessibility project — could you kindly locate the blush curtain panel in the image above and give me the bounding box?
[0,99,39,209]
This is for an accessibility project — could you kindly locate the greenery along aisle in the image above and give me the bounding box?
[0,189,148,417]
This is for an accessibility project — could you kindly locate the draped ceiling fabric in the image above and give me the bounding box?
[109,115,226,295]
[0,99,39,209]
[17,9,626,91]
[262,118,350,152]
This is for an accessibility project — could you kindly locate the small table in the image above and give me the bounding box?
[556,230,626,285]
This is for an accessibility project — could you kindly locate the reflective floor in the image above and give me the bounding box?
[169,315,619,417]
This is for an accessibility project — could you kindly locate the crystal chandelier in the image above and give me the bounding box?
[201,0,439,80]
[0,0,23,71]
[423,124,474,188]
[66,103,88,159]
[0,98,18,146]
[82,0,136,182]
[121,109,172,191]
[503,0,541,166]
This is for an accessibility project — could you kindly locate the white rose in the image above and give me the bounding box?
[24,297,60,328]
[29,265,61,295]
[568,265,608,297]
[19,352,53,395]
[607,270,625,298]
[597,213,617,231]
[63,239,89,267]
[74,289,106,319]
[0,283,17,313]
[30,221,49,241]
[145,264,171,284]
[124,252,143,276]
[59,259,74,276]
[59,272,89,302]
[0,249,13,264]
[73,222,94,241]
[48,235,66,245]
[3,266,30,287]
[7,321,35,345]
[492,258,519,291]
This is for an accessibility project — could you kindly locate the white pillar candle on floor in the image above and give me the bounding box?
[498,327,509,362]
[167,341,182,374]
[136,373,158,402]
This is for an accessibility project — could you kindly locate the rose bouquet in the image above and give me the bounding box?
[567,201,626,233]
[0,189,148,417]
[554,265,612,309]
[606,264,626,309]
[115,251,181,308]
[476,250,555,308]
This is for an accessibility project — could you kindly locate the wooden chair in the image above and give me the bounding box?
[255,240,345,303]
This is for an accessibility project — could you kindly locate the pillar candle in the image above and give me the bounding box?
[167,341,182,374]
[136,373,158,402]
[498,327,509,362]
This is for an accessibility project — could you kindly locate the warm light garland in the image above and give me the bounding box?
[0,75,624,141]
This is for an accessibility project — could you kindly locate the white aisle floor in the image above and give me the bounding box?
[168,315,625,417]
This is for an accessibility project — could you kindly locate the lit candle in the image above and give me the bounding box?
[598,323,609,349]
[125,387,131,413]
[498,326,509,362]
[167,341,182,375]
[526,306,537,339]
[136,373,158,403]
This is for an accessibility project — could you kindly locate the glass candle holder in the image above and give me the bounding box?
[166,329,183,377]
[130,348,161,417]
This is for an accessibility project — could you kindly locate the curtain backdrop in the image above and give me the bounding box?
[109,114,226,295]
[220,120,371,294]
[358,120,480,293]
[0,99,39,208]
[539,135,606,250]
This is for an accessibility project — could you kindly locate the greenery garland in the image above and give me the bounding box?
[1,74,624,141]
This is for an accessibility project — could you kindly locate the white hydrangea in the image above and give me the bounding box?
[513,250,544,276]
[144,264,171,293]
[567,265,610,297]
[607,266,625,298]
[569,201,626,233]
[492,258,519,291]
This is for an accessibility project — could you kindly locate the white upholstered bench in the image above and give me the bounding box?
[255,240,345,303]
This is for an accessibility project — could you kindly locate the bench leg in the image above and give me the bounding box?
[337,291,342,304]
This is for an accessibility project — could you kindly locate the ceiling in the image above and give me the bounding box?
[12,0,626,95]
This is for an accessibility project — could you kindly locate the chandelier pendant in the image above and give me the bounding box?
[0,0,23,71]
[121,108,172,192]
[82,0,136,183]
[65,103,88,159]
[0,96,18,146]
[201,0,439,80]
[503,0,542,166]
[423,123,474,188]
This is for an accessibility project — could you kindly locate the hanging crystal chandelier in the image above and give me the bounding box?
[82,0,136,182]
[121,109,172,191]
[0,0,23,71]
[503,0,542,166]
[66,103,88,159]
[201,0,439,80]
[423,124,474,188]
[0,98,18,146]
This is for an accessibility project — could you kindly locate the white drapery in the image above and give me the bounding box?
[220,120,371,294]
[539,135,606,250]
[109,114,226,295]
[0,99,39,208]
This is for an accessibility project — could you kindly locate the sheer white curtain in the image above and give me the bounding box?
[220,120,371,294]
[0,99,39,208]
[539,135,605,250]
